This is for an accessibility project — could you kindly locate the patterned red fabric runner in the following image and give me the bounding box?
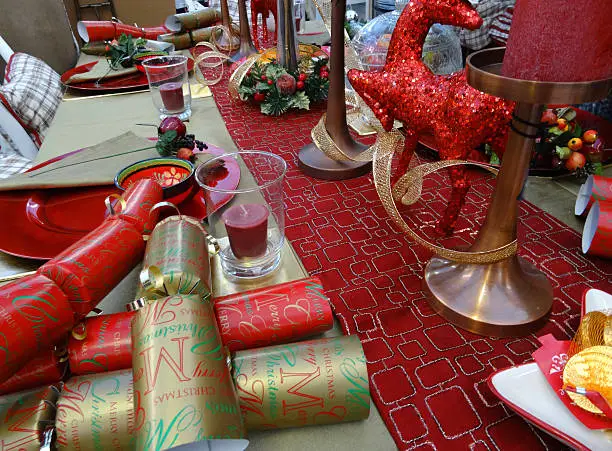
[206,71,612,450]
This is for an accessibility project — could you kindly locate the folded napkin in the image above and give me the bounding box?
[0,132,159,191]
[65,60,138,85]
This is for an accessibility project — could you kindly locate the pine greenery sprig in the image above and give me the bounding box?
[237,54,330,116]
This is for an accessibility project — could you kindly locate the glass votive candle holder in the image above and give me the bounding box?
[196,151,287,279]
[142,55,192,120]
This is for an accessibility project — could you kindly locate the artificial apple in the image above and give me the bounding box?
[568,137,583,151]
[565,151,586,171]
[541,110,557,125]
[158,117,187,138]
[583,129,598,144]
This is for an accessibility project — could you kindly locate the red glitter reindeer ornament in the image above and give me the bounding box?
[251,0,277,48]
[348,0,514,235]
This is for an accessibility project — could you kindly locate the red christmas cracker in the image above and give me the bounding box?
[0,348,67,395]
[67,279,333,375]
[0,274,74,384]
[214,277,334,352]
[68,311,135,375]
[113,179,164,234]
[38,218,145,319]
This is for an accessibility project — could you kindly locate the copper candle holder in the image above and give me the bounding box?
[298,0,371,180]
[230,0,258,63]
[423,47,612,337]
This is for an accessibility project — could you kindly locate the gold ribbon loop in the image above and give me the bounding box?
[311,114,376,162]
[205,234,220,256]
[105,193,127,216]
[194,40,234,87]
[126,297,150,312]
[139,265,168,297]
[372,130,518,264]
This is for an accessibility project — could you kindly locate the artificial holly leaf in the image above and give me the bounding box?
[548,126,564,136]
[265,64,286,79]
[238,85,256,100]
[489,151,500,165]
[573,123,582,139]
[289,91,310,110]
[256,82,271,91]
[555,145,571,159]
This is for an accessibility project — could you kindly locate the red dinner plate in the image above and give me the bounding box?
[61,58,195,92]
[0,145,239,260]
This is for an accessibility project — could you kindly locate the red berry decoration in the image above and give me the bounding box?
[253,92,266,103]
[261,74,267,81]
[296,80,305,90]
[298,73,307,81]
[320,71,329,79]
[158,117,186,138]
[267,79,273,85]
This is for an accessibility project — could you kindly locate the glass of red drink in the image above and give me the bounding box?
[142,55,192,120]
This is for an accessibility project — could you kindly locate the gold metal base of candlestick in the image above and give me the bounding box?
[423,255,552,337]
[298,143,371,180]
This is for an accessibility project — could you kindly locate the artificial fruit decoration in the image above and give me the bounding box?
[583,129,598,144]
[565,151,586,171]
[557,118,568,130]
[568,137,583,151]
[541,109,558,125]
[158,117,187,137]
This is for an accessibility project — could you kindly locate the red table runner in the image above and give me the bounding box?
[206,69,612,450]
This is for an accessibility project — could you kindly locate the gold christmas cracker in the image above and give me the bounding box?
[55,369,135,450]
[138,216,212,303]
[131,295,247,449]
[232,335,371,430]
[0,386,59,450]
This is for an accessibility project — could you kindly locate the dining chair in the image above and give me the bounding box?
[0,36,39,160]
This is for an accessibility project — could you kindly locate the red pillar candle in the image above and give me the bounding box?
[215,277,334,351]
[222,203,269,258]
[159,81,185,111]
[0,274,74,384]
[0,349,67,395]
[67,311,135,375]
[502,0,612,82]
[38,218,145,320]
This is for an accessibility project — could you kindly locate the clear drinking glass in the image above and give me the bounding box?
[196,151,287,279]
[142,55,192,120]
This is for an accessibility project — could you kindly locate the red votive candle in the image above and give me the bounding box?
[502,0,612,82]
[159,81,184,111]
[222,203,269,258]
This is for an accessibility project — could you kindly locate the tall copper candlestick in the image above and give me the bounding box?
[231,0,258,63]
[423,48,612,337]
[276,0,299,71]
[298,0,371,180]
[215,0,240,53]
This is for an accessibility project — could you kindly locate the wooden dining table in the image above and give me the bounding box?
[0,53,397,450]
